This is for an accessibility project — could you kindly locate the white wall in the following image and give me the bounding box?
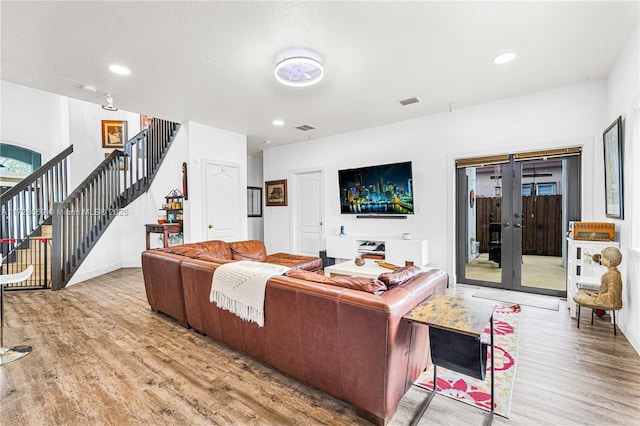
[68,125,191,284]
[1,81,142,192]
[1,82,248,284]
[264,26,639,352]
[183,121,247,243]
[605,25,639,352]
[247,155,264,241]
[68,119,247,284]
[67,98,141,190]
[1,81,69,160]
[264,80,606,272]
[69,120,247,283]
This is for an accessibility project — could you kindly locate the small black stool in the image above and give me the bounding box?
[576,304,620,336]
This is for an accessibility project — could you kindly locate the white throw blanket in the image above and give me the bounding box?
[209,261,290,327]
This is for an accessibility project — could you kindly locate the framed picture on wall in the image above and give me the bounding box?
[101,120,127,148]
[265,179,287,206]
[603,116,623,219]
[140,114,153,130]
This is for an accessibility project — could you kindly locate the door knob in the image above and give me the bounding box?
[514,223,522,228]
[208,224,213,229]
[503,222,510,228]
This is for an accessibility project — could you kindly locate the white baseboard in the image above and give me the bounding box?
[66,262,123,286]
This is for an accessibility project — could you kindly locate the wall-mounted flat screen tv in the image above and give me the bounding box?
[338,161,414,215]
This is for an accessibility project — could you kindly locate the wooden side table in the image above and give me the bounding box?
[145,223,182,249]
[404,295,496,425]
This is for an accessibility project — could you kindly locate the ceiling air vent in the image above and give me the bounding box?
[399,97,419,106]
[295,124,316,131]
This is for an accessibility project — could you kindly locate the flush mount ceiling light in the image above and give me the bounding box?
[108,64,131,75]
[101,93,118,111]
[272,119,285,126]
[493,52,516,64]
[274,49,324,87]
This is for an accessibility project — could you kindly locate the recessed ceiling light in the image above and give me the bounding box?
[272,119,285,126]
[493,52,516,64]
[108,64,131,75]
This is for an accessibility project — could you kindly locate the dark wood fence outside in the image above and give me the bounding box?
[475,195,562,256]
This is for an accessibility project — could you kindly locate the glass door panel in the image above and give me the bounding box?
[457,153,579,297]
[517,159,567,295]
[460,163,507,288]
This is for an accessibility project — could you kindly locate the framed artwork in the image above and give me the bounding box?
[247,186,263,217]
[140,114,153,130]
[105,153,128,171]
[603,116,623,219]
[265,179,287,206]
[101,120,127,148]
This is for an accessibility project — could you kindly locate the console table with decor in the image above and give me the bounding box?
[145,223,183,249]
[403,295,496,425]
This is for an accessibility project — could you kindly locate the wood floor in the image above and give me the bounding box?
[1,268,639,425]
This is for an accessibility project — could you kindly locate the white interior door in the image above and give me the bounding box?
[294,170,323,257]
[204,162,240,241]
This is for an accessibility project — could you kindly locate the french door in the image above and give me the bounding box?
[456,149,581,296]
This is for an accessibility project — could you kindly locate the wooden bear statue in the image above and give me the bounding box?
[573,246,623,310]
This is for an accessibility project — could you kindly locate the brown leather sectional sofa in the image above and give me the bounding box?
[141,239,448,425]
[142,240,322,325]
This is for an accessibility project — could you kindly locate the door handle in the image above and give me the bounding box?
[208,224,213,229]
[513,223,522,228]
[503,222,510,228]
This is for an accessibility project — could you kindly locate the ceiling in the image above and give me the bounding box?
[1,1,638,156]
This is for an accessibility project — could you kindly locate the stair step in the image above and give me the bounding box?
[40,224,52,237]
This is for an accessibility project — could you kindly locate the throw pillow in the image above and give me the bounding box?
[378,265,423,288]
[285,269,387,294]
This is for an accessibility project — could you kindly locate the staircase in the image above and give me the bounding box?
[1,118,180,290]
[1,145,71,289]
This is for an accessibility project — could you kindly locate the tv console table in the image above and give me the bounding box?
[326,235,429,266]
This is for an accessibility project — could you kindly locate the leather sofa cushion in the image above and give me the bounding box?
[266,253,323,272]
[378,265,424,288]
[196,255,234,264]
[197,240,232,260]
[162,245,204,258]
[285,269,387,294]
[229,240,268,261]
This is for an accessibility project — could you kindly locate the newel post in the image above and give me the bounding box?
[51,202,63,291]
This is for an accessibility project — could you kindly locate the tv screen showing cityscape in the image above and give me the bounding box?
[338,161,414,215]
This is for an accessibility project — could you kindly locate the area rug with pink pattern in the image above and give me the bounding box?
[414,304,521,418]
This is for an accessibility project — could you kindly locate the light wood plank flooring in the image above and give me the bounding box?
[1,268,639,425]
